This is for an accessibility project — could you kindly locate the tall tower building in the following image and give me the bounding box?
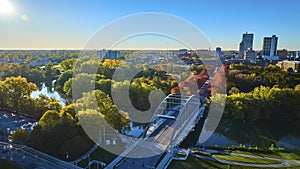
[216,47,222,57]
[239,32,254,58]
[263,35,278,56]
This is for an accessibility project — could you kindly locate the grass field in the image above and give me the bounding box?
[222,150,300,161]
[211,154,281,164]
[168,156,300,169]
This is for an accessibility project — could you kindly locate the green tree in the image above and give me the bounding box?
[76,90,129,131]
[295,84,300,92]
[229,87,240,95]
[1,76,37,113]
[25,68,44,87]
[95,78,112,95]
[44,63,56,87]
[30,108,92,160]
[63,73,95,99]
[56,70,73,92]
[60,58,76,71]
[10,129,30,143]
[39,110,60,128]
[61,104,77,120]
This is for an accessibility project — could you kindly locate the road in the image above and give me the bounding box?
[0,142,82,169]
[115,107,181,169]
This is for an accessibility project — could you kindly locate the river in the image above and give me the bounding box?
[182,117,300,150]
[31,82,67,107]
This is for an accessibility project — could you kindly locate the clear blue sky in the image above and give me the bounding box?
[0,0,299,50]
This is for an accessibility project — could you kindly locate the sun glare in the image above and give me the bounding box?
[0,0,15,15]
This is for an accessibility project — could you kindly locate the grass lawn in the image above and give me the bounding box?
[168,156,299,169]
[223,150,300,160]
[211,154,281,164]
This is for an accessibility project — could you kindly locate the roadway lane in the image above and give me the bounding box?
[115,107,180,169]
[0,142,82,169]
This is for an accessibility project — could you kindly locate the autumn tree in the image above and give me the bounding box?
[0,76,37,113]
[75,90,129,131]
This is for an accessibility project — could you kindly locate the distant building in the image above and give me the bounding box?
[293,51,300,60]
[277,49,288,60]
[216,47,222,57]
[262,35,278,56]
[244,49,257,63]
[263,55,279,61]
[98,50,120,60]
[239,32,254,58]
[179,49,188,55]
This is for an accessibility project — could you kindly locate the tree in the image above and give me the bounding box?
[76,90,129,131]
[295,84,300,92]
[56,70,73,92]
[44,63,56,87]
[10,129,30,143]
[63,73,95,99]
[46,98,62,112]
[60,58,76,71]
[61,104,77,120]
[78,60,100,74]
[25,68,44,87]
[30,108,93,160]
[39,110,60,128]
[224,85,300,121]
[129,78,153,111]
[95,78,112,95]
[0,62,9,79]
[1,76,37,112]
[31,94,52,119]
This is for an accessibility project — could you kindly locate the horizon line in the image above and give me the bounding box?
[0,48,299,51]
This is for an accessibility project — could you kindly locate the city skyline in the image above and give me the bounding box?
[0,0,300,50]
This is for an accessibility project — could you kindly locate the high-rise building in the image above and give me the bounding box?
[239,32,254,58]
[216,47,222,57]
[262,35,278,56]
[244,49,257,63]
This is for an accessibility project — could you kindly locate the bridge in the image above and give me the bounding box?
[105,66,220,169]
[106,93,208,169]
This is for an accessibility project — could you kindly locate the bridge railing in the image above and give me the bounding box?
[168,95,200,149]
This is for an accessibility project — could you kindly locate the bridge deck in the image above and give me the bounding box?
[107,94,203,169]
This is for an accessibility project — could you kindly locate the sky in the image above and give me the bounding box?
[0,0,300,50]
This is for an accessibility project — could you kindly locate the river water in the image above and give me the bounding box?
[31,83,66,107]
[183,117,300,150]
